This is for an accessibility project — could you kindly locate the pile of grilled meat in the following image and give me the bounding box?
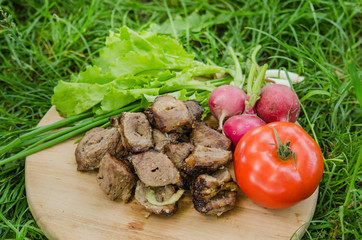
[75,94,238,216]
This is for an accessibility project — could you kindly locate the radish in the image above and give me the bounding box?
[223,114,266,147]
[223,46,267,147]
[256,84,300,123]
[208,85,246,129]
[208,47,247,129]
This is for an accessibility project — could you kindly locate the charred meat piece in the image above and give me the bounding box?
[191,168,237,199]
[212,167,232,183]
[165,142,195,190]
[96,153,136,202]
[183,145,233,175]
[119,112,153,153]
[134,181,177,216]
[184,100,204,126]
[193,190,237,216]
[191,122,231,150]
[203,114,219,129]
[165,143,194,169]
[108,116,127,159]
[75,127,124,171]
[131,150,182,187]
[177,133,191,143]
[145,94,191,133]
[153,129,179,151]
[109,115,119,128]
[192,168,238,216]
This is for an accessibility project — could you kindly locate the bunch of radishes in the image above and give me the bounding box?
[208,46,301,147]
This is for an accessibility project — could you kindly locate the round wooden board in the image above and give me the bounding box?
[25,107,318,240]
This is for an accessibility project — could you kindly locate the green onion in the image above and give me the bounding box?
[0,111,93,156]
[0,103,140,167]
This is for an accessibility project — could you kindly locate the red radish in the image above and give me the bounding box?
[256,84,300,123]
[223,46,267,147]
[208,85,246,129]
[223,114,266,147]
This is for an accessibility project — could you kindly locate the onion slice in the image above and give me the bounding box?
[201,182,238,199]
[146,188,185,206]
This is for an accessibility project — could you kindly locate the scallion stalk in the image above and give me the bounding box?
[0,104,141,166]
[0,111,93,156]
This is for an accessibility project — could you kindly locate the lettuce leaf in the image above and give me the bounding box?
[52,81,107,116]
[96,88,159,115]
[93,27,194,76]
[51,26,230,117]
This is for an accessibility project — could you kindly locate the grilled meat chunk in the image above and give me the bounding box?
[184,100,204,126]
[165,142,195,189]
[96,153,136,202]
[109,116,119,128]
[193,190,237,216]
[191,122,231,150]
[75,127,124,171]
[131,150,182,187]
[183,145,233,175]
[211,167,232,183]
[134,181,177,215]
[153,129,180,151]
[119,112,153,153]
[192,168,238,216]
[191,168,237,199]
[108,116,127,158]
[165,143,194,169]
[145,94,191,133]
[203,114,219,129]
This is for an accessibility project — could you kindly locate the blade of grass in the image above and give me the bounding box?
[347,61,362,108]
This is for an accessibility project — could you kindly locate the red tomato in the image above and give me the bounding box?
[234,122,324,209]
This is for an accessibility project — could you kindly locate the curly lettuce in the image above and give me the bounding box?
[52,26,229,117]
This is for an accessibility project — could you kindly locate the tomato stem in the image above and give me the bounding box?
[271,127,297,167]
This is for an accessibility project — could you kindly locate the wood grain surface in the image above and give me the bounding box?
[25,107,318,240]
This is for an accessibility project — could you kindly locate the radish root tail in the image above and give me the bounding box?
[218,111,226,131]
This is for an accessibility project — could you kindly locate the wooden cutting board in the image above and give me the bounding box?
[25,107,318,240]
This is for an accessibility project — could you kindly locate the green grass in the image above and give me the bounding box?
[1,0,361,239]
